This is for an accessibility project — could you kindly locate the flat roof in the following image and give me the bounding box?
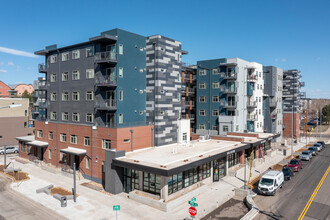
[114,139,250,176]
[28,140,48,147]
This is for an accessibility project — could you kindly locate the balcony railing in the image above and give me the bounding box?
[220,86,237,94]
[95,75,117,87]
[188,88,195,94]
[300,82,305,87]
[247,114,258,121]
[221,72,237,80]
[94,52,117,63]
[220,101,236,108]
[38,102,47,109]
[184,101,195,107]
[271,114,277,120]
[247,75,258,82]
[95,99,117,111]
[189,114,195,120]
[269,99,276,108]
[247,101,257,108]
[38,64,47,73]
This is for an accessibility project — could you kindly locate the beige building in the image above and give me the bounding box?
[0,98,33,146]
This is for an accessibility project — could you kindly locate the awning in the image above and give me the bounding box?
[16,135,35,142]
[28,140,48,148]
[60,147,86,156]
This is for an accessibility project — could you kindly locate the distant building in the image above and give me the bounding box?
[14,84,34,96]
[0,81,11,98]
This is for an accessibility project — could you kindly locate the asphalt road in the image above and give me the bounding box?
[254,144,330,220]
[0,172,65,220]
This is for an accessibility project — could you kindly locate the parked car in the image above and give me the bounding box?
[300,151,312,161]
[308,147,318,156]
[317,141,326,148]
[282,167,295,180]
[307,121,317,126]
[288,159,303,171]
[313,143,322,152]
[258,170,284,196]
[0,146,19,154]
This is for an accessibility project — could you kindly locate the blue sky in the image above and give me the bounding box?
[0,0,329,98]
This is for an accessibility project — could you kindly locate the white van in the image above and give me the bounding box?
[258,170,284,196]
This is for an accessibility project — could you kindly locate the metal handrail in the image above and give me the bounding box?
[95,51,117,62]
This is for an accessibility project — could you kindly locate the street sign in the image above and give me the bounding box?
[188,198,198,207]
[113,205,120,211]
[189,207,197,216]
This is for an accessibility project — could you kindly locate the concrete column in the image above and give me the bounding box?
[225,156,229,175]
[240,150,245,164]
[210,160,214,183]
[138,171,143,191]
[255,146,259,159]
[104,150,126,194]
[160,176,169,202]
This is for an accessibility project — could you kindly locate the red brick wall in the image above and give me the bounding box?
[211,135,245,142]
[282,113,301,138]
[0,81,10,98]
[227,132,259,138]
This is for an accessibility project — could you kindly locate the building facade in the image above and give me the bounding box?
[263,66,283,141]
[196,58,264,136]
[0,81,11,98]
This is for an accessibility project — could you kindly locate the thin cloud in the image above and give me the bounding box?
[7,61,14,66]
[0,69,8,73]
[0,46,37,58]
[0,61,4,66]
[281,58,287,62]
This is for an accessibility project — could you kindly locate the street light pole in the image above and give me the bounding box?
[291,73,294,158]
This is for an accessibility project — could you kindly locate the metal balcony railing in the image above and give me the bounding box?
[38,64,47,73]
[221,72,237,80]
[38,102,47,109]
[188,88,195,93]
[247,75,258,81]
[95,99,117,110]
[95,75,117,87]
[269,99,276,108]
[220,86,237,94]
[247,114,258,121]
[94,52,117,63]
[247,101,257,108]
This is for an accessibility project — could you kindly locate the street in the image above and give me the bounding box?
[0,173,65,220]
[254,144,330,220]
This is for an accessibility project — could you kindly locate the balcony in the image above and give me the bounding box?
[188,114,195,120]
[94,51,117,64]
[38,64,47,73]
[184,101,195,107]
[95,99,117,111]
[247,74,258,82]
[300,92,306,98]
[247,114,258,121]
[220,101,236,109]
[300,82,305,87]
[247,101,257,108]
[38,102,47,109]
[220,72,237,80]
[269,99,276,108]
[38,79,47,91]
[220,86,237,94]
[188,88,195,94]
[271,114,277,120]
[95,75,117,88]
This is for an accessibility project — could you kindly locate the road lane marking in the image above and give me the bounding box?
[297,165,330,220]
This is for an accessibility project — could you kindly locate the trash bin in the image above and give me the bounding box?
[60,196,67,207]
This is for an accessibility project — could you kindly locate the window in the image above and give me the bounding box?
[168,172,183,195]
[86,158,90,169]
[199,124,205,129]
[86,91,94,101]
[143,172,161,195]
[119,67,123,78]
[236,125,239,131]
[228,152,239,168]
[49,149,52,159]
[62,92,69,101]
[119,44,124,55]
[62,72,69,81]
[199,96,206,102]
[199,110,206,116]
[72,50,80,59]
[119,90,123,101]
[25,110,28,116]
[182,133,187,141]
[177,93,181,102]
[50,92,57,101]
[62,52,69,61]
[223,125,229,132]
[199,69,206,76]
[50,55,57,63]
[70,135,77,144]
[72,113,80,122]
[119,113,123,124]
[84,137,90,146]
[259,109,261,115]
[86,113,93,123]
[50,112,57,120]
[72,92,80,101]
[21,142,27,152]
[212,125,218,131]
[24,122,27,128]
[86,46,94,57]
[49,132,53,140]
[72,70,80,80]
[86,69,94,79]
[259,97,261,102]
[124,139,130,143]
[212,82,220,88]
[212,110,219,116]
[212,68,220,75]
[123,168,139,193]
[60,133,66,142]
[37,130,43,138]
[199,83,206,89]
[102,139,111,149]
[62,112,69,121]
[50,74,57,82]
[212,96,219,102]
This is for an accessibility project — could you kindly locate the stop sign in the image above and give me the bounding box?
[189,207,197,216]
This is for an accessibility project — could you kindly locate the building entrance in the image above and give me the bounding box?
[213,158,226,181]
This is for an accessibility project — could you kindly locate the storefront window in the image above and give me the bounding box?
[228,152,239,168]
[123,168,139,193]
[168,172,183,195]
[143,172,161,195]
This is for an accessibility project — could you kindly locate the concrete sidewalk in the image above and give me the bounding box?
[0,138,320,220]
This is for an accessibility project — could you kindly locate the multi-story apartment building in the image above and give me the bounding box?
[282,69,305,138]
[31,77,47,123]
[181,64,197,133]
[146,35,186,146]
[0,81,11,98]
[263,66,283,141]
[0,98,33,146]
[196,58,264,136]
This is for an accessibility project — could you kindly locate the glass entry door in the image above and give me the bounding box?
[213,158,226,182]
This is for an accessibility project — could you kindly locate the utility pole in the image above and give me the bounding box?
[73,162,77,202]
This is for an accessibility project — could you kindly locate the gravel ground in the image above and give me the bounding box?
[201,197,249,220]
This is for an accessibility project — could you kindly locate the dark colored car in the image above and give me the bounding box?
[288,159,303,172]
[317,141,325,149]
[313,143,322,151]
[308,147,318,155]
[282,167,294,180]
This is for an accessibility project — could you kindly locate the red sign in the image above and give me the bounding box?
[189,207,197,216]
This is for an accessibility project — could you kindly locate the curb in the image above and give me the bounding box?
[241,193,259,220]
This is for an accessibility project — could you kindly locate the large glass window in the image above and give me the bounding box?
[123,168,139,193]
[228,152,240,168]
[143,172,161,195]
[168,173,183,195]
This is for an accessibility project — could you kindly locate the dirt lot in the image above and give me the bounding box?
[50,186,78,197]
[0,165,29,182]
[201,198,249,220]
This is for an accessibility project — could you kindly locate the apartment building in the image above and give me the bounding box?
[263,66,283,141]
[181,64,197,133]
[31,77,47,123]
[196,58,264,136]
[0,81,11,98]
[282,69,305,138]
[0,98,33,146]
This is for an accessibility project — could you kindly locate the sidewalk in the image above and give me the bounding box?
[0,138,320,220]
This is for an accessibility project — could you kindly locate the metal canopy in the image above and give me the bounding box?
[28,140,48,148]
[60,147,87,156]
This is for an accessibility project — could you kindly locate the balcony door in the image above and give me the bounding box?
[106,113,115,127]
[106,68,115,83]
[106,91,115,107]
[106,45,116,59]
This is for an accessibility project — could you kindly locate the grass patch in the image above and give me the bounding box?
[50,187,79,197]
[0,165,30,182]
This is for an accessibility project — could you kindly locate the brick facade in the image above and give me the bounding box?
[282,113,301,139]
